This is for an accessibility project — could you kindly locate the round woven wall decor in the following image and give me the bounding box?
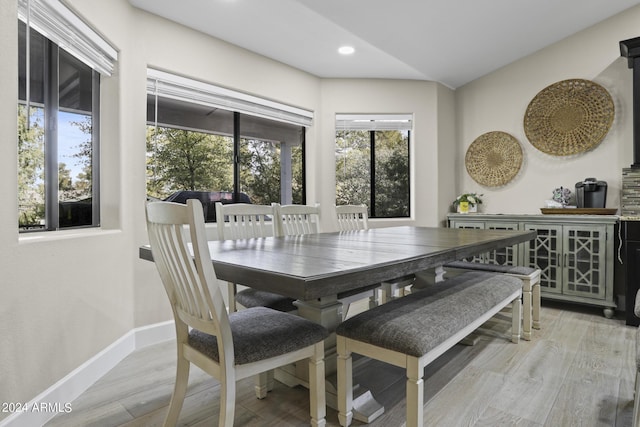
[524,79,614,156]
[465,131,523,187]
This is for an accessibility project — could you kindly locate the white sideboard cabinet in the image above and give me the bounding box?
[447,213,617,318]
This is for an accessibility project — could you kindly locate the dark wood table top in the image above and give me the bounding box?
[140,226,535,301]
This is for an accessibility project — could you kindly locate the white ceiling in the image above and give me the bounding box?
[129,0,640,89]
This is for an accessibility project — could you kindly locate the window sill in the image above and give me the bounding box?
[369,217,412,222]
[19,227,121,244]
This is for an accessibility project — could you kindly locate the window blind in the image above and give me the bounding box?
[17,0,117,76]
[335,114,413,131]
[147,68,314,128]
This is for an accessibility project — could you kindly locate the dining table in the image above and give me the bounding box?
[139,225,535,422]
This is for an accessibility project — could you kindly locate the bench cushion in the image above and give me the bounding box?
[336,271,521,357]
[445,260,537,276]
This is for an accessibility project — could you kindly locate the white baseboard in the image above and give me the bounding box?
[0,321,175,427]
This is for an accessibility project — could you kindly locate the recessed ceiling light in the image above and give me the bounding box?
[338,46,355,55]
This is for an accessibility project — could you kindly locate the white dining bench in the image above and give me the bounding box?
[444,260,541,340]
[335,271,522,427]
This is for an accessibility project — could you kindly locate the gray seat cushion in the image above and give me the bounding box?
[188,307,328,365]
[236,288,297,312]
[336,271,521,357]
[445,260,537,276]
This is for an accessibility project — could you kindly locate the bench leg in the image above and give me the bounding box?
[512,296,521,344]
[521,278,532,341]
[337,336,353,427]
[381,276,415,303]
[380,282,393,304]
[309,342,327,427]
[406,356,424,427]
[369,289,380,309]
[633,369,640,427]
[532,281,541,330]
[254,370,274,399]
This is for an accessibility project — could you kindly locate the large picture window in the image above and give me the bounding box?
[146,70,310,221]
[17,0,116,232]
[335,114,411,218]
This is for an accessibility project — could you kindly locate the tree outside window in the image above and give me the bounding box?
[18,21,100,231]
[146,127,233,200]
[335,115,411,218]
[146,96,305,216]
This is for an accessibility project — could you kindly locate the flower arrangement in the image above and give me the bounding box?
[453,193,483,213]
[453,193,483,208]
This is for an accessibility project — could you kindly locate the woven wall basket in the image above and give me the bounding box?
[524,79,614,156]
[465,131,523,187]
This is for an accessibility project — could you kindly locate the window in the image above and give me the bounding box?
[17,0,116,232]
[146,69,311,220]
[335,114,411,218]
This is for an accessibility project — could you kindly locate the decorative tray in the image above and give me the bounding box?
[540,208,618,215]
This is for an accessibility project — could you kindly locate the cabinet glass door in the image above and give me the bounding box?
[486,222,519,265]
[563,225,606,299]
[451,221,485,262]
[524,224,562,294]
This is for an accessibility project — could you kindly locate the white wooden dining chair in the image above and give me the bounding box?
[335,204,369,231]
[235,202,323,314]
[274,202,321,236]
[215,202,286,313]
[146,199,327,427]
[215,202,276,240]
[335,204,415,314]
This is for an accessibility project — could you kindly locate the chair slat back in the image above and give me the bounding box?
[274,203,320,236]
[146,200,230,339]
[335,204,369,231]
[215,203,276,240]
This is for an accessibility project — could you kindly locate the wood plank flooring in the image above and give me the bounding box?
[46,301,637,426]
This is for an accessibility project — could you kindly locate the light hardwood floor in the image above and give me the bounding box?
[46,301,636,426]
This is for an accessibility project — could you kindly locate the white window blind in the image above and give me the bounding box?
[147,68,314,128]
[17,0,117,76]
[335,114,413,131]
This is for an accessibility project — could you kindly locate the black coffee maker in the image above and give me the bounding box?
[575,178,607,208]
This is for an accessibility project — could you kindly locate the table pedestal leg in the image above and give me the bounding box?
[292,296,385,423]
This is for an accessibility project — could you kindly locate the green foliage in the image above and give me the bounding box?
[18,108,96,229]
[59,163,74,191]
[146,127,233,199]
[69,116,93,194]
[291,145,304,204]
[335,129,409,217]
[335,130,370,206]
[146,126,304,205]
[17,105,45,228]
[240,139,281,205]
[374,131,409,217]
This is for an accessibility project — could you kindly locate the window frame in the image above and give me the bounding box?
[145,72,311,212]
[17,0,114,232]
[335,114,412,219]
[18,22,102,232]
